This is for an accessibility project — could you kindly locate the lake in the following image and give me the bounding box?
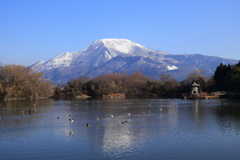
[1,98,240,160]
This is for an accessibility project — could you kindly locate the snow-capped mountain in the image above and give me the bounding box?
[31,38,239,84]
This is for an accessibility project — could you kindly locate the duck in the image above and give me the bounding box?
[29,108,36,113]
[95,117,100,121]
[122,120,128,124]
[69,119,74,122]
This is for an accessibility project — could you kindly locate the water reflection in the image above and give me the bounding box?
[1,99,240,159]
[102,121,135,157]
[215,100,240,133]
[0,100,54,129]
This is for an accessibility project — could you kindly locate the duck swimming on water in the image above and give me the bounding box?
[69,119,74,122]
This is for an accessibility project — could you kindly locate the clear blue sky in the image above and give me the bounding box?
[1,0,240,66]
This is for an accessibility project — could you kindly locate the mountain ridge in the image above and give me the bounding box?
[30,38,239,84]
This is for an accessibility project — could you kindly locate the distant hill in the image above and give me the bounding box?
[30,38,239,84]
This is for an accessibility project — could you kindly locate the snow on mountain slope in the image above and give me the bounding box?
[30,38,239,84]
[45,52,77,69]
[83,38,153,54]
[167,65,178,70]
[32,38,169,72]
[30,61,45,71]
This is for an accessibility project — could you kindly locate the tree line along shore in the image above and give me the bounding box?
[0,61,240,100]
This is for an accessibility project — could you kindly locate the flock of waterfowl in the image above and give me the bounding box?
[66,112,132,128]
[0,103,38,120]
[0,102,164,119]
[0,99,225,134]
[0,99,225,137]
[1,99,223,137]
[0,101,170,134]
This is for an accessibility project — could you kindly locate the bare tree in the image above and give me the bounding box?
[0,65,53,100]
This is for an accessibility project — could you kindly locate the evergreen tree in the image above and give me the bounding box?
[213,63,231,90]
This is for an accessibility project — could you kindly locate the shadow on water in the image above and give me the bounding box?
[215,100,240,133]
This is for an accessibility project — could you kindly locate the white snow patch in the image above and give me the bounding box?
[167,65,178,70]
[43,52,76,69]
[93,38,151,54]
[104,51,112,60]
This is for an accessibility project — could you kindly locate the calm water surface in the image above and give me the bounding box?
[1,99,240,160]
